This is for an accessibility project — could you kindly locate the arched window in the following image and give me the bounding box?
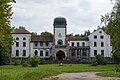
[40,50,43,56]
[57,39,63,45]
[82,42,85,46]
[34,50,38,55]
[45,50,49,56]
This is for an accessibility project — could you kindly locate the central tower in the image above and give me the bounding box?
[53,17,67,45]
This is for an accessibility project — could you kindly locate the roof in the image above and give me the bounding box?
[12,27,31,34]
[31,35,53,42]
[53,17,67,25]
[66,36,89,41]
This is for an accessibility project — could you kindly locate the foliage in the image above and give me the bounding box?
[101,0,120,64]
[14,59,21,66]
[0,64,117,80]
[41,31,52,36]
[113,50,120,63]
[22,63,29,67]
[91,58,98,66]
[115,64,120,72]
[29,55,39,67]
[0,0,16,65]
[95,54,107,65]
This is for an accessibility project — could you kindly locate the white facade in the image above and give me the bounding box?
[88,29,112,57]
[55,28,66,45]
[11,34,31,57]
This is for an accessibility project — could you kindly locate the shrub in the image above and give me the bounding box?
[115,64,120,72]
[96,54,107,65]
[29,55,39,67]
[14,59,21,66]
[22,63,29,67]
[91,58,98,66]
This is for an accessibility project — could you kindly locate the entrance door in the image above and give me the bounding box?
[56,50,65,60]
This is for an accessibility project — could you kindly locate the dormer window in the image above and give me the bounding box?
[34,42,38,46]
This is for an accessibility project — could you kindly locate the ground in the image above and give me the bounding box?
[44,72,120,80]
[0,64,120,80]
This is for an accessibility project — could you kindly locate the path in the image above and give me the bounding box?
[44,72,120,80]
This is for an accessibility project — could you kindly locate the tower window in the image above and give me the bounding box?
[57,39,63,45]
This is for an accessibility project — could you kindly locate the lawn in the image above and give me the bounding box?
[0,64,119,80]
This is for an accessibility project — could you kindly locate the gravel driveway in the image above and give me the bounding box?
[44,72,120,80]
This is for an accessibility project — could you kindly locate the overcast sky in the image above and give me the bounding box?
[11,0,113,35]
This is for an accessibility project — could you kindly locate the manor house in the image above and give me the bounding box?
[11,17,112,63]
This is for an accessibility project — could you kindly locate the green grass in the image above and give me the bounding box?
[97,71,120,77]
[0,64,119,80]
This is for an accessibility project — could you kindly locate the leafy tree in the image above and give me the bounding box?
[41,31,52,36]
[29,55,39,67]
[0,0,15,65]
[95,54,107,65]
[101,0,120,64]
[84,30,90,36]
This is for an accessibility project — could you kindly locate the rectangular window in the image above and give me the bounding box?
[101,42,104,47]
[100,35,104,39]
[72,42,74,46]
[23,50,26,56]
[23,42,26,47]
[94,35,97,39]
[34,42,38,46]
[101,50,104,56]
[94,42,97,47]
[77,42,79,47]
[16,42,19,47]
[94,50,97,56]
[16,50,19,56]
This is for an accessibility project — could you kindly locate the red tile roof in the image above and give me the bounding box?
[31,35,53,42]
[12,27,31,34]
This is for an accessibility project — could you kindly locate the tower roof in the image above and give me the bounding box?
[53,17,67,25]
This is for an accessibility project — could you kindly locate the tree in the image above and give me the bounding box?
[0,0,15,65]
[41,31,52,36]
[101,0,120,63]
